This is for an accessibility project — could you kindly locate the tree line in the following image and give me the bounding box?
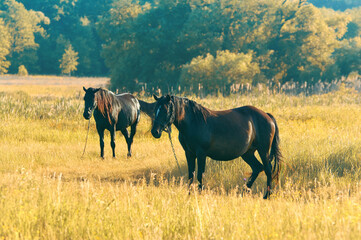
[0,0,360,95]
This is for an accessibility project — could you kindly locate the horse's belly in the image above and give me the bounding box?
[116,113,134,130]
[207,145,247,161]
[205,128,253,160]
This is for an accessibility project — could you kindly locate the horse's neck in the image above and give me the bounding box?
[173,98,210,133]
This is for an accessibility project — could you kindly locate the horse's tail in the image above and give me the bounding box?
[137,108,141,123]
[267,113,282,183]
[138,99,156,120]
[135,99,141,123]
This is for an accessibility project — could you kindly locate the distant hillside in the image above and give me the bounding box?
[308,0,361,11]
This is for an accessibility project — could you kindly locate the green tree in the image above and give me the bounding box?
[98,0,360,95]
[334,37,361,77]
[308,0,361,11]
[97,0,151,91]
[98,0,194,92]
[59,45,78,76]
[267,4,348,85]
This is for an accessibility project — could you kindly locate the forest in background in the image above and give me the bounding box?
[0,0,360,95]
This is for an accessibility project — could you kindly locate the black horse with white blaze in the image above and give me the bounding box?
[151,94,282,199]
[83,87,140,158]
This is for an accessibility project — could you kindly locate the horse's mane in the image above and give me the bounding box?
[174,96,213,123]
[96,88,114,125]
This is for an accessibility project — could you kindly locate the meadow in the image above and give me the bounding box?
[0,77,361,239]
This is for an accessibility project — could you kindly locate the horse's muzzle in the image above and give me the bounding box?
[151,128,162,138]
[83,112,91,120]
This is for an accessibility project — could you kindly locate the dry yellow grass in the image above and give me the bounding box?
[0,78,361,239]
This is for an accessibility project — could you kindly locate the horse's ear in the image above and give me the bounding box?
[83,86,87,92]
[94,88,100,93]
[153,94,159,101]
[165,94,171,102]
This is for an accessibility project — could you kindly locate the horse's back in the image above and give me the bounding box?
[234,106,273,121]
[201,105,275,159]
[208,105,271,127]
[116,93,139,108]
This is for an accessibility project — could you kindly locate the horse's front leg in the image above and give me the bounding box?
[96,125,105,159]
[110,126,116,158]
[179,135,196,187]
[185,151,196,187]
[196,153,207,191]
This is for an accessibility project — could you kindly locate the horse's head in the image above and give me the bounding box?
[82,87,100,120]
[151,94,175,138]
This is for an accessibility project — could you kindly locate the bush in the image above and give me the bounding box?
[18,65,28,76]
[180,50,260,95]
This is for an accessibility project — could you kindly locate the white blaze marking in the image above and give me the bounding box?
[155,106,161,118]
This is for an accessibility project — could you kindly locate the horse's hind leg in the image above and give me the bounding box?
[120,128,132,157]
[241,150,264,189]
[110,127,116,158]
[259,151,272,199]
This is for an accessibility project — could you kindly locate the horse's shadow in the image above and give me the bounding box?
[89,161,267,197]
[96,164,188,187]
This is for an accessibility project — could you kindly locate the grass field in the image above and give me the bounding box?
[0,77,361,239]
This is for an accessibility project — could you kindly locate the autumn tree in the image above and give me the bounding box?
[59,45,78,76]
[180,50,260,95]
[0,19,11,74]
[0,0,49,73]
[16,0,111,75]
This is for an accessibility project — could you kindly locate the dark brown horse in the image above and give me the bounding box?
[83,87,140,158]
[151,94,281,199]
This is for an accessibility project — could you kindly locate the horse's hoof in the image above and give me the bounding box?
[188,183,197,194]
[243,185,252,193]
[127,153,131,158]
[263,187,271,199]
